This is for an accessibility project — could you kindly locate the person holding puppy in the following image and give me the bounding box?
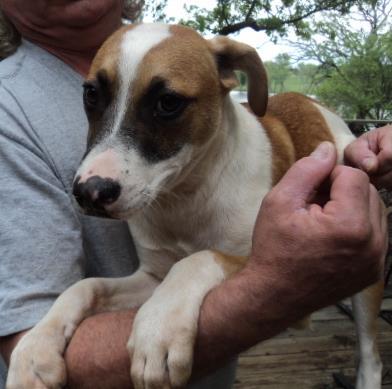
[0,0,390,388]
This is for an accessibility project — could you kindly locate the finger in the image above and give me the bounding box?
[272,141,337,210]
[323,166,370,222]
[344,135,379,174]
[376,128,392,174]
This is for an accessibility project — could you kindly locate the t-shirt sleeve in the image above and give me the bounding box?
[0,93,85,336]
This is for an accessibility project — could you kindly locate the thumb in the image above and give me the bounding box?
[273,142,337,209]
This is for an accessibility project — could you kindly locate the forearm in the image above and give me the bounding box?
[194,264,316,375]
[0,331,28,366]
[65,310,135,389]
[65,266,309,388]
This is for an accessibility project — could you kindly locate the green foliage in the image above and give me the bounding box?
[265,53,292,92]
[235,71,248,90]
[294,0,392,120]
[264,58,319,94]
[316,32,392,119]
[143,0,173,22]
[180,0,358,38]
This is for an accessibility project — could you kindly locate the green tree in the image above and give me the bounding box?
[142,0,171,22]
[265,53,292,92]
[293,0,392,120]
[180,0,361,38]
[294,62,319,94]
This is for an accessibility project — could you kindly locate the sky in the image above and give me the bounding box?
[143,0,297,62]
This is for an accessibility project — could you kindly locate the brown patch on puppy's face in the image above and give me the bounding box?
[128,25,222,158]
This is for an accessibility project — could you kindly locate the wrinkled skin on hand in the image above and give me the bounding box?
[248,142,388,313]
[345,125,392,190]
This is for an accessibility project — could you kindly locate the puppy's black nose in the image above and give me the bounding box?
[73,175,121,213]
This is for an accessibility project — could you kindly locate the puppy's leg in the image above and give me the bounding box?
[352,280,384,389]
[128,250,245,389]
[6,269,160,389]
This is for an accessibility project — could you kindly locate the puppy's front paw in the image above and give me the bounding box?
[6,328,67,389]
[128,296,197,389]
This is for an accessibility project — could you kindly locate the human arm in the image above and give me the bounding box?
[0,333,27,366]
[345,125,392,189]
[41,142,386,388]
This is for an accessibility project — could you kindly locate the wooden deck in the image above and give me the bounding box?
[234,297,392,389]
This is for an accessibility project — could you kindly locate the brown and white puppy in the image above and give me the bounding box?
[7,24,384,389]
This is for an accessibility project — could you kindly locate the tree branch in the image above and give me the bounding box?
[218,1,350,35]
[245,0,258,21]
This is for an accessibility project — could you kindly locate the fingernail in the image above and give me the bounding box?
[311,142,333,160]
[362,157,376,172]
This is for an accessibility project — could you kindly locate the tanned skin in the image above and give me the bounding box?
[345,124,392,190]
[1,0,124,76]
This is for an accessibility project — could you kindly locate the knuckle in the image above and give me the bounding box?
[346,222,372,244]
[262,189,287,210]
[342,165,369,182]
[330,215,371,245]
[261,191,276,208]
[344,140,355,155]
[333,164,347,176]
[356,167,370,182]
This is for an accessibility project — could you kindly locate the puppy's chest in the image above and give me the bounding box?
[140,189,264,258]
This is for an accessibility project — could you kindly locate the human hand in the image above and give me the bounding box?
[248,142,387,312]
[345,125,392,190]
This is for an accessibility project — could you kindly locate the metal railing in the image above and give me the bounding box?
[230,92,391,136]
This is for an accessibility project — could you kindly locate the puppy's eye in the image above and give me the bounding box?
[83,84,99,110]
[155,93,186,119]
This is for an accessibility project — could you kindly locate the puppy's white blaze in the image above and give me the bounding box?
[312,103,355,163]
[77,148,122,184]
[112,24,172,135]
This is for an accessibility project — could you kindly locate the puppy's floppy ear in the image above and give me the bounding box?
[208,36,268,117]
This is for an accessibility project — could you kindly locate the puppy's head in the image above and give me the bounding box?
[73,24,268,219]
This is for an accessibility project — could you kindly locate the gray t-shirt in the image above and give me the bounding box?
[0,41,235,388]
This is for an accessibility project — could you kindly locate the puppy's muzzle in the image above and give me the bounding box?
[73,175,121,216]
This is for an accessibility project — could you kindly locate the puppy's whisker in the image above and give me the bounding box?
[141,190,165,214]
